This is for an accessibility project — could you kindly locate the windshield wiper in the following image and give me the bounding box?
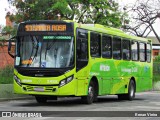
[54,48,58,68]
[27,36,39,66]
[45,39,57,60]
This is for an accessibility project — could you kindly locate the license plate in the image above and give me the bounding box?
[34,87,44,92]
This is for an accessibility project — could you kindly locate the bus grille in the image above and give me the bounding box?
[24,86,57,92]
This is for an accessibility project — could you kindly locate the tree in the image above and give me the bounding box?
[123,0,160,41]
[2,26,16,37]
[8,0,123,28]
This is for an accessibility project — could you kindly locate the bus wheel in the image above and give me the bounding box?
[35,96,47,103]
[118,80,135,101]
[81,81,95,104]
[127,80,135,100]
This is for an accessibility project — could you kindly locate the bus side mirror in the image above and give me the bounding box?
[8,36,16,58]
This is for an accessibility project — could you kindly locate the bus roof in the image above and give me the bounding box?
[71,21,151,43]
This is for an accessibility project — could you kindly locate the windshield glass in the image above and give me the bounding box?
[15,35,74,68]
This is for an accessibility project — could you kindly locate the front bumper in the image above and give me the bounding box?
[14,79,76,96]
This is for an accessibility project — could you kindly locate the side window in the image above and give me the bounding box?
[113,37,121,59]
[102,35,112,58]
[77,29,88,60]
[139,43,146,62]
[76,28,88,71]
[90,32,101,57]
[122,39,130,60]
[147,43,151,62]
[131,41,138,61]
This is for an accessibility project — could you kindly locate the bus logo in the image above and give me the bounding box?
[100,65,110,71]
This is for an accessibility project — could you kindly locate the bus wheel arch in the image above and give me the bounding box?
[81,76,99,104]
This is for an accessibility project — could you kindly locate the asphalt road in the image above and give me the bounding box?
[0,91,160,120]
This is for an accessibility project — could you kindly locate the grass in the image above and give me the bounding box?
[0,65,14,84]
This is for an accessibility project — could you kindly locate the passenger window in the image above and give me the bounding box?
[90,32,101,57]
[139,43,146,62]
[122,39,130,60]
[102,35,112,58]
[147,43,151,62]
[113,37,121,59]
[131,41,138,61]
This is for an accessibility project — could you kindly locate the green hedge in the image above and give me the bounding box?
[0,65,14,84]
[153,62,160,82]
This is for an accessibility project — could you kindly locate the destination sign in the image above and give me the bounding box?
[43,36,71,40]
[25,24,67,31]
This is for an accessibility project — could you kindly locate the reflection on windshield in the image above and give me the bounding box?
[16,36,74,68]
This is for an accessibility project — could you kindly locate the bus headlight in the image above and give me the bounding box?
[14,75,22,86]
[59,75,74,88]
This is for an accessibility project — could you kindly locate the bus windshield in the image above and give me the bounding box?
[15,35,74,68]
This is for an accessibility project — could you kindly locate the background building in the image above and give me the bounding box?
[148,36,160,59]
[0,13,14,68]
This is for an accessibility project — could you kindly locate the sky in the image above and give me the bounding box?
[0,0,10,26]
[0,0,159,36]
[118,0,160,36]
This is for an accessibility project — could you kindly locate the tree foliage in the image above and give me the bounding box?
[154,55,160,62]
[8,0,123,28]
[2,26,16,37]
[123,0,160,41]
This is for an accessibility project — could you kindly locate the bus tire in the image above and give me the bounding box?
[81,81,95,104]
[127,80,135,100]
[35,96,47,103]
[118,80,135,101]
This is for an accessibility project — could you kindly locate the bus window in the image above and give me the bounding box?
[77,38,88,59]
[77,29,88,60]
[102,35,112,58]
[139,43,146,62]
[90,32,101,57]
[76,28,88,71]
[122,39,130,60]
[147,43,151,62]
[113,37,121,59]
[131,41,138,61]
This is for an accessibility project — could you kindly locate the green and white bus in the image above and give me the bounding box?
[8,20,152,104]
